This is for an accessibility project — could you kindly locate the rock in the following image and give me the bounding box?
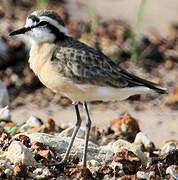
[87,159,100,167]
[32,167,51,179]
[112,139,147,163]
[26,116,43,127]
[20,124,31,132]
[5,141,37,166]
[166,166,178,180]
[64,166,92,180]
[20,116,42,132]
[134,132,154,149]
[13,165,27,177]
[59,126,97,143]
[0,106,10,121]
[98,144,114,164]
[4,168,13,177]
[0,81,9,108]
[59,127,85,139]
[15,133,113,164]
[114,149,141,174]
[110,113,140,142]
[137,171,152,179]
[161,141,177,154]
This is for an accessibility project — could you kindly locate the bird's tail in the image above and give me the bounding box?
[119,68,168,94]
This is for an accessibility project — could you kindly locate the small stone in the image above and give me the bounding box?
[137,171,150,179]
[4,168,12,176]
[38,150,51,159]
[110,113,140,142]
[161,141,177,154]
[112,139,147,163]
[31,141,45,150]
[44,118,55,131]
[114,149,141,174]
[26,116,43,127]
[166,166,178,180]
[165,60,175,69]
[65,166,92,179]
[69,155,79,164]
[98,165,113,176]
[33,168,43,175]
[88,159,100,167]
[4,122,15,131]
[0,81,9,108]
[5,141,37,166]
[0,106,10,121]
[59,127,85,139]
[134,132,154,149]
[13,165,27,177]
[16,135,30,147]
[0,169,6,178]
[20,124,31,132]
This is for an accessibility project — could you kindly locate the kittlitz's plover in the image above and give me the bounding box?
[9,10,168,167]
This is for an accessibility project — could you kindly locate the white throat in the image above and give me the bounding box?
[25,16,68,43]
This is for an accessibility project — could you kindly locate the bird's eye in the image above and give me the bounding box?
[38,21,48,26]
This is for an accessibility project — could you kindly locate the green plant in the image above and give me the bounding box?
[130,0,147,65]
[87,3,99,34]
[7,126,19,136]
[37,0,49,8]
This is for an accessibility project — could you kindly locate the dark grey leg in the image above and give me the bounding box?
[60,102,82,164]
[82,101,91,167]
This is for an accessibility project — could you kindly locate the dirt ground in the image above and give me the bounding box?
[10,0,178,147]
[66,0,178,36]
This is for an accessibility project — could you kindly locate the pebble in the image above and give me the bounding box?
[134,132,152,149]
[0,81,9,108]
[5,141,37,166]
[0,106,10,121]
[88,159,100,167]
[137,171,150,179]
[4,168,12,176]
[166,166,178,180]
[161,141,177,154]
[112,139,147,163]
[26,116,42,127]
[14,133,113,164]
[20,116,42,132]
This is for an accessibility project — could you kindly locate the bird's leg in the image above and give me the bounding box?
[49,102,82,170]
[82,101,91,167]
[60,102,82,165]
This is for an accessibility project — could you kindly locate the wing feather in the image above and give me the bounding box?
[51,37,167,94]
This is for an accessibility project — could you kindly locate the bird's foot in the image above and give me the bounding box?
[49,160,77,171]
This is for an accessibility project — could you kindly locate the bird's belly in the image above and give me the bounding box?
[34,61,152,102]
[66,84,152,102]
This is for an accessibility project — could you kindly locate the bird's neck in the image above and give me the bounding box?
[29,42,57,75]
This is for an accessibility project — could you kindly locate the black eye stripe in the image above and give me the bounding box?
[28,15,40,22]
[38,21,48,26]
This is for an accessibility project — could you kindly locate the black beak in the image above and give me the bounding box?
[9,22,46,36]
[9,26,32,36]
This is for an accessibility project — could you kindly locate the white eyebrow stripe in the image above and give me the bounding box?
[40,16,68,35]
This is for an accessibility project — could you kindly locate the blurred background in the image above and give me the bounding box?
[0,0,178,146]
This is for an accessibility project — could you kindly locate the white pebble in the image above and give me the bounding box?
[0,106,10,121]
[137,171,149,179]
[161,142,176,154]
[26,116,42,127]
[166,166,178,180]
[4,168,12,176]
[134,132,151,148]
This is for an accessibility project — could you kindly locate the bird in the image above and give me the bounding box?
[9,9,168,168]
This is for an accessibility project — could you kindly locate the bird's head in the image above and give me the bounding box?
[9,10,68,43]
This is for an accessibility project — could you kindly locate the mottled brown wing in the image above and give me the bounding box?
[51,37,167,94]
[51,37,129,88]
